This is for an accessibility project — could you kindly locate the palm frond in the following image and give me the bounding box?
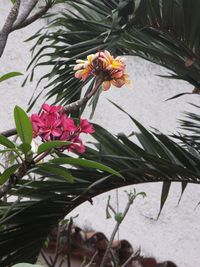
[1,111,200,266]
[26,0,200,111]
[173,104,200,152]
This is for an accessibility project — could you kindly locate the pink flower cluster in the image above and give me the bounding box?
[30,104,94,153]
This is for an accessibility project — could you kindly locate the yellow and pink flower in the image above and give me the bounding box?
[74,50,131,90]
[73,53,98,81]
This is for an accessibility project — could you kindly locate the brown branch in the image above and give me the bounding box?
[12,0,39,30]
[0,0,21,57]
[0,0,53,57]
[64,78,103,113]
[0,161,30,199]
[12,2,52,31]
[0,128,17,138]
[0,78,103,138]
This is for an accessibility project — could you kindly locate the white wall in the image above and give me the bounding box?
[1,1,200,266]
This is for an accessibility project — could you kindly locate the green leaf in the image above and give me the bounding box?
[18,143,32,154]
[0,164,19,185]
[0,135,15,148]
[14,106,33,144]
[0,72,23,83]
[177,181,188,204]
[37,141,71,154]
[37,163,74,183]
[51,157,124,179]
[158,181,171,218]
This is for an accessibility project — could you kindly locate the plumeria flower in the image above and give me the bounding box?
[79,119,95,133]
[39,113,62,141]
[102,73,131,91]
[74,53,98,81]
[30,104,94,154]
[74,64,94,81]
[74,54,98,70]
[98,50,125,71]
[74,50,131,90]
[42,103,63,114]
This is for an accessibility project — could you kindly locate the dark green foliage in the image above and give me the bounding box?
[1,112,200,265]
[26,0,200,110]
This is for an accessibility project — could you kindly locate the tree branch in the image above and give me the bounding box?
[0,1,53,57]
[12,0,39,29]
[0,78,103,138]
[0,161,30,199]
[12,2,52,31]
[64,78,103,113]
[0,128,17,138]
[0,0,21,57]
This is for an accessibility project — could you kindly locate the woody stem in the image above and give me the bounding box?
[64,77,103,113]
[0,78,103,138]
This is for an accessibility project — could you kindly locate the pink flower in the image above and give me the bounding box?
[74,64,94,81]
[69,137,86,154]
[73,53,98,81]
[30,103,95,154]
[39,113,62,141]
[30,114,43,137]
[61,114,77,132]
[79,119,95,133]
[42,103,63,114]
[102,73,131,91]
[98,50,125,71]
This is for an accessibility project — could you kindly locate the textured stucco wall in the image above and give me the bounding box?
[1,1,200,266]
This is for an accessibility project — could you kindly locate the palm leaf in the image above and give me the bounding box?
[25,0,200,111]
[1,112,200,266]
[173,104,200,152]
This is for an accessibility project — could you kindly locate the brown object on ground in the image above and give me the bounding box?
[42,223,178,267]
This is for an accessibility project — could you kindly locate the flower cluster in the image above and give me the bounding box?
[30,104,94,153]
[74,50,131,91]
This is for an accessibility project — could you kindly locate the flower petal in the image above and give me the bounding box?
[102,80,111,91]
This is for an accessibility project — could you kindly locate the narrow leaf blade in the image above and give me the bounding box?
[0,72,23,83]
[0,135,15,148]
[51,157,124,179]
[0,164,19,185]
[37,141,71,154]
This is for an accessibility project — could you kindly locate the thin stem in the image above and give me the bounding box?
[58,259,65,267]
[84,251,98,267]
[34,150,51,163]
[66,218,73,267]
[0,159,33,199]
[40,249,53,267]
[64,78,103,113]
[0,78,103,138]
[100,194,135,267]
[121,253,134,267]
